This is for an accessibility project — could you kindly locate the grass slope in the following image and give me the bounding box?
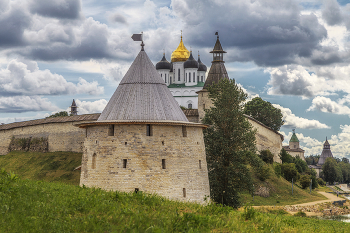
[0,151,82,185]
[241,168,327,206]
[1,170,349,233]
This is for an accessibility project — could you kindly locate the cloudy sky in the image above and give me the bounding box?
[1,0,350,158]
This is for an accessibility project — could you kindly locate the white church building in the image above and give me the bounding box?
[155,34,207,109]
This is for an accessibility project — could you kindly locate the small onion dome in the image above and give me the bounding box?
[184,52,199,69]
[156,54,171,70]
[197,56,207,72]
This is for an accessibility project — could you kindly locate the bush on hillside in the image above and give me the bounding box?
[299,175,311,189]
[279,149,293,164]
[281,163,299,182]
[259,150,274,164]
[317,178,326,186]
[256,164,271,181]
[273,163,282,177]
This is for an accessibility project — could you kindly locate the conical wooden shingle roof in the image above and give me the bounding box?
[98,50,189,122]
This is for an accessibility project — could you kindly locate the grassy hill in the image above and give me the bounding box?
[0,151,81,185]
[241,164,327,206]
[1,169,349,232]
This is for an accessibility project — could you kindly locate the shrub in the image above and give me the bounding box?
[256,164,271,181]
[299,174,311,189]
[259,150,274,164]
[273,163,282,177]
[241,205,256,220]
[317,178,326,186]
[294,211,306,217]
[281,163,299,182]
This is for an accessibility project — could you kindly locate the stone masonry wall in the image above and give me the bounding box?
[197,90,212,121]
[248,118,282,163]
[0,122,86,155]
[80,124,210,204]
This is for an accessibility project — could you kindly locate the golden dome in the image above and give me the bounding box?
[171,36,190,62]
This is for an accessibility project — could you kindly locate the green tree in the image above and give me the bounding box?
[299,174,311,189]
[48,111,69,118]
[243,97,284,131]
[203,79,256,208]
[293,156,308,174]
[279,148,293,164]
[259,150,274,164]
[281,163,299,182]
[322,157,342,184]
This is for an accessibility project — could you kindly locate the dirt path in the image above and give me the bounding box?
[289,191,345,206]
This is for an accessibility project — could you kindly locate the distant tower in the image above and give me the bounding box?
[317,137,333,166]
[70,99,78,115]
[197,32,229,121]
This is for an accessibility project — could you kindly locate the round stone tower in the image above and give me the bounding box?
[76,43,210,203]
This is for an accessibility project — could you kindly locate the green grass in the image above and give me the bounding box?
[1,170,350,232]
[240,165,327,206]
[0,151,82,185]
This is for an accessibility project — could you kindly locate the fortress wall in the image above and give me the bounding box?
[0,122,86,155]
[247,118,283,163]
[80,124,210,203]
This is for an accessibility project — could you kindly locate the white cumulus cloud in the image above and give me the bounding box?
[273,104,330,129]
[66,99,108,115]
[0,96,58,113]
[307,96,350,116]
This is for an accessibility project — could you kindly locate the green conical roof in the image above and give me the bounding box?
[290,132,299,142]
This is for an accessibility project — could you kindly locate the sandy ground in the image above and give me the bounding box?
[290,191,345,206]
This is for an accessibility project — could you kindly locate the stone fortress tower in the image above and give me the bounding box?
[309,137,333,177]
[156,32,207,109]
[76,42,210,203]
[197,33,229,121]
[70,99,78,116]
[282,129,305,161]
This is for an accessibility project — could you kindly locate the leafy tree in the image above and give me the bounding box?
[293,156,308,174]
[322,157,342,184]
[281,163,299,182]
[259,150,274,164]
[305,155,319,165]
[339,162,350,183]
[342,157,349,164]
[203,79,256,208]
[299,174,311,189]
[305,168,318,189]
[279,149,293,164]
[48,111,69,118]
[243,97,284,131]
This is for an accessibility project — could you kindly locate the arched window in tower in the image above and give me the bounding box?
[188,103,192,109]
[161,73,162,77]
[186,73,187,82]
[197,76,199,82]
[165,74,167,83]
[178,68,180,81]
[201,76,203,82]
[189,72,191,82]
[193,72,195,81]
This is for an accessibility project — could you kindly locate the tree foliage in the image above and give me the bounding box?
[48,111,69,118]
[322,157,342,184]
[305,155,319,165]
[259,150,274,164]
[280,163,299,182]
[279,149,293,164]
[299,174,311,189]
[243,97,284,131]
[203,79,256,208]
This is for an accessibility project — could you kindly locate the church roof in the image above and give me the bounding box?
[290,132,299,142]
[184,51,199,69]
[156,54,171,70]
[98,49,189,122]
[171,35,190,62]
[203,34,229,89]
[197,55,207,72]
